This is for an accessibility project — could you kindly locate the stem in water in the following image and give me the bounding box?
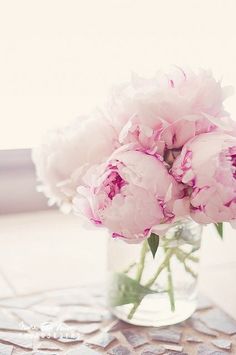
[135,240,148,282]
[166,256,175,312]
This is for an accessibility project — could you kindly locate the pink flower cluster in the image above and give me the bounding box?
[33,68,236,243]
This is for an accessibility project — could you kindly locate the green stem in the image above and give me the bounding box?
[128,248,175,319]
[144,249,174,288]
[128,302,139,320]
[186,253,199,263]
[183,261,197,279]
[126,225,200,319]
[175,250,198,278]
[123,262,136,274]
[127,241,148,319]
[166,257,175,311]
[176,253,197,279]
[177,248,199,263]
[135,240,148,282]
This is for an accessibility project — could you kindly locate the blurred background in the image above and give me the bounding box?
[0,0,236,317]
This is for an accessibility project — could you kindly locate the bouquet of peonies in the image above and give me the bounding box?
[33,67,236,242]
[33,67,236,325]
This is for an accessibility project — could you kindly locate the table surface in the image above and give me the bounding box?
[0,284,235,355]
[0,210,235,354]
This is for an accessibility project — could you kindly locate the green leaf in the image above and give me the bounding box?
[148,233,160,258]
[108,272,156,307]
[214,223,223,239]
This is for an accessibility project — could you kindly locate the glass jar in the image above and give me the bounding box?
[107,219,202,327]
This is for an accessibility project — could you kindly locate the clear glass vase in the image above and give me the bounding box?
[107,219,202,327]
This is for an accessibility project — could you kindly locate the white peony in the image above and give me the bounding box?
[32,111,119,211]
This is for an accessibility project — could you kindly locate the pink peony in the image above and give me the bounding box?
[32,112,119,210]
[172,132,236,225]
[74,146,189,243]
[107,68,232,154]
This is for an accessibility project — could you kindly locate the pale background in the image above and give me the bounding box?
[0,0,236,149]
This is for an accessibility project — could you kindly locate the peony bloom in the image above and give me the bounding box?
[32,112,119,210]
[74,146,189,243]
[106,68,232,155]
[172,132,236,225]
